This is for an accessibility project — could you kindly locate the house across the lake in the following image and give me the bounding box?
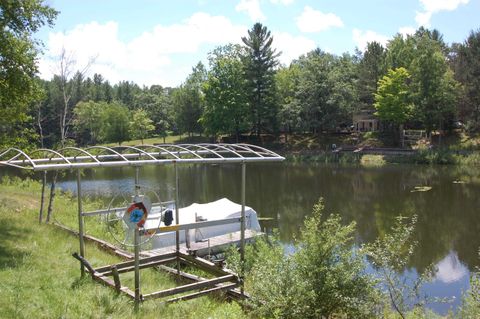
[352,109,380,132]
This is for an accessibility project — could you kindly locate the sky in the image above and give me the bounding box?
[37,0,480,88]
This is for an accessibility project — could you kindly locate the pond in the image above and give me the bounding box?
[28,163,480,314]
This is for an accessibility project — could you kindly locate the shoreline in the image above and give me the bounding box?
[281,148,480,166]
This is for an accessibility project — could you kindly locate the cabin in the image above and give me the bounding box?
[352,109,380,132]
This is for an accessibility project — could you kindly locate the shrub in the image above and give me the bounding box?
[364,216,438,319]
[228,200,379,318]
[458,253,480,319]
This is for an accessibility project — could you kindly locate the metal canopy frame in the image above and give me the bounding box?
[0,143,284,306]
[0,143,284,171]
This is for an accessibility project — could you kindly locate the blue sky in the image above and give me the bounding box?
[38,0,479,87]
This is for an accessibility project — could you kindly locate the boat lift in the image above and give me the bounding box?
[0,143,284,305]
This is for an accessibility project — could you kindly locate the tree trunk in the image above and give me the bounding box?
[438,119,443,146]
[39,171,47,223]
[46,171,59,223]
[399,124,404,148]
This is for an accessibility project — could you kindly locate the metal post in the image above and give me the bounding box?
[134,166,140,196]
[76,169,86,277]
[174,162,181,274]
[134,166,141,308]
[240,162,246,295]
[134,227,141,308]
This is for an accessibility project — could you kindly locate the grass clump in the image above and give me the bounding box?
[361,154,387,166]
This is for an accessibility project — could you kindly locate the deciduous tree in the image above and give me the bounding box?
[452,29,480,131]
[374,67,413,143]
[129,108,154,144]
[202,44,248,141]
[102,102,130,145]
[173,62,206,136]
[0,0,57,148]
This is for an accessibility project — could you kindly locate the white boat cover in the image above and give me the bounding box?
[150,198,261,249]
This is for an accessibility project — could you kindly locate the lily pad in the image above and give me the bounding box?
[411,186,432,192]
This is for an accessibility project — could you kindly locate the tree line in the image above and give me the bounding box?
[2,1,480,149]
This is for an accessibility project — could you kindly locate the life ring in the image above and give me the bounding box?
[126,202,148,228]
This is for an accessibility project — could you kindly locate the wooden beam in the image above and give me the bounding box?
[158,265,247,301]
[142,274,235,300]
[72,252,135,299]
[165,283,239,303]
[72,252,95,276]
[178,252,237,277]
[94,252,177,273]
[97,257,177,276]
[54,223,132,259]
[94,274,136,299]
[111,265,121,293]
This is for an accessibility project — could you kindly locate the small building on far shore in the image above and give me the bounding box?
[352,109,380,132]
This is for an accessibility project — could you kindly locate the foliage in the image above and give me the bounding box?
[73,100,106,145]
[129,108,155,144]
[357,41,387,109]
[101,102,130,145]
[228,199,379,318]
[173,62,206,136]
[202,44,249,140]
[291,50,358,134]
[385,31,459,135]
[133,85,174,139]
[452,29,480,131]
[364,215,436,319]
[374,67,413,125]
[458,263,480,319]
[242,23,280,135]
[0,0,57,149]
[276,64,302,137]
[410,34,459,133]
[11,24,480,149]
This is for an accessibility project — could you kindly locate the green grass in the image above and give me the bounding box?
[101,134,211,147]
[0,177,246,319]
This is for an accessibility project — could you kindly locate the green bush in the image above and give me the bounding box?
[364,216,441,319]
[458,262,480,318]
[228,200,379,318]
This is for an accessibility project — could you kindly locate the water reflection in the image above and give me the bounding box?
[44,162,480,313]
[435,252,468,284]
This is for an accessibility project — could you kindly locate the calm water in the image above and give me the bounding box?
[22,163,480,314]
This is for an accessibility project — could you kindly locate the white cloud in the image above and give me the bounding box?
[415,10,433,27]
[272,32,316,65]
[352,29,389,51]
[416,0,469,27]
[399,26,416,38]
[296,6,343,33]
[39,13,247,87]
[235,0,266,22]
[270,0,294,5]
[419,0,469,12]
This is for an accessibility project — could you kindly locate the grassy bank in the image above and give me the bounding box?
[285,149,480,166]
[0,177,245,319]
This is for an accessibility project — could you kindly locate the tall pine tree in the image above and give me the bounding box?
[242,23,280,137]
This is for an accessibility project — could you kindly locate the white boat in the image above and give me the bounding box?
[148,198,261,251]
